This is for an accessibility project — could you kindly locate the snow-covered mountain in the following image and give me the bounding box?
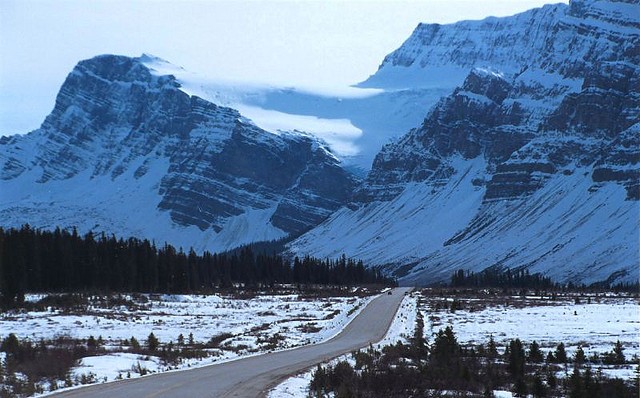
[290,0,640,285]
[0,55,356,252]
[1,0,637,286]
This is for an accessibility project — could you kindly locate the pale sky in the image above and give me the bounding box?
[0,0,563,135]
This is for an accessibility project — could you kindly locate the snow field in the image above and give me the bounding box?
[422,292,639,381]
[423,295,639,357]
[0,292,372,395]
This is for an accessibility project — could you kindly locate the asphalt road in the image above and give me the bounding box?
[52,287,411,398]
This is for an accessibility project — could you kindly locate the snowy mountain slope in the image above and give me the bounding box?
[0,55,356,252]
[290,157,488,267]
[291,0,640,285]
[407,166,637,285]
[361,0,638,89]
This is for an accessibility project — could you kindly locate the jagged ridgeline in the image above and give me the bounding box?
[0,226,395,308]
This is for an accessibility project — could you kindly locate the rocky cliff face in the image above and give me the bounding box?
[0,55,356,251]
[364,0,638,86]
[291,0,639,285]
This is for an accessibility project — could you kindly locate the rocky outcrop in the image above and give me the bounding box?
[591,126,640,200]
[357,68,525,202]
[359,0,640,208]
[365,0,639,86]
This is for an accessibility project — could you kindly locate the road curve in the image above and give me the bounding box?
[52,287,411,398]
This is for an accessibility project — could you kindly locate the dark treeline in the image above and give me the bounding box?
[450,267,558,290]
[220,235,294,258]
[0,225,395,308]
[588,280,640,294]
[450,267,640,293]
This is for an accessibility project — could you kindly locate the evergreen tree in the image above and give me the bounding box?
[546,368,557,390]
[147,333,159,351]
[583,367,599,398]
[0,225,396,298]
[531,373,547,398]
[0,228,27,308]
[567,367,584,398]
[507,339,526,379]
[487,334,498,359]
[513,376,528,397]
[554,342,567,364]
[0,333,20,357]
[612,340,625,364]
[87,335,97,350]
[431,326,461,367]
[574,345,586,365]
[527,340,544,363]
[546,351,555,363]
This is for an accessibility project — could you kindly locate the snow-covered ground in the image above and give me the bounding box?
[423,294,640,359]
[0,292,373,395]
[269,291,639,397]
[422,292,640,382]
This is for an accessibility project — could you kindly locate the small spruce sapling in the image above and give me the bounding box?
[554,342,567,364]
[528,340,544,363]
[574,345,586,365]
[147,332,159,351]
[612,340,625,364]
[487,334,498,359]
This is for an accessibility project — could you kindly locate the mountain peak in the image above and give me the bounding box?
[2,1,638,286]
[0,54,357,251]
[362,0,638,89]
[138,53,168,63]
[72,54,161,85]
